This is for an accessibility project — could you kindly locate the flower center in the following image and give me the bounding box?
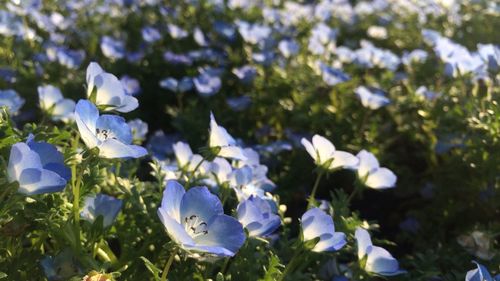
[184,215,208,238]
[96,128,117,141]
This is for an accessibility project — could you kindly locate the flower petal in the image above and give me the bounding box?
[365,168,397,189]
[161,180,186,222]
[180,187,223,224]
[195,214,245,256]
[75,100,99,148]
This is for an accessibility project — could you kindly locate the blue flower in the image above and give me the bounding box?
[141,26,161,43]
[38,85,75,122]
[278,39,300,58]
[74,99,147,159]
[8,134,70,195]
[157,180,246,257]
[209,113,247,160]
[465,261,500,281]
[86,62,138,113]
[301,135,358,170]
[127,118,148,142]
[232,65,257,84]
[163,51,193,65]
[100,36,126,60]
[194,72,221,97]
[237,195,281,237]
[319,64,351,86]
[41,249,81,281]
[355,227,405,276]
[167,24,188,39]
[81,194,123,228]
[120,75,141,96]
[226,96,251,111]
[354,86,390,110]
[355,150,397,189]
[159,77,193,93]
[301,208,346,252]
[0,89,25,115]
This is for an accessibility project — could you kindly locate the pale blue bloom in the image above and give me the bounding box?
[74,99,147,159]
[120,75,141,96]
[0,89,25,115]
[38,85,75,122]
[159,77,193,93]
[167,24,188,39]
[301,208,346,252]
[157,180,246,257]
[226,96,251,111]
[194,72,221,97]
[301,135,358,170]
[193,27,209,46]
[81,194,123,228]
[355,227,405,276]
[232,65,257,84]
[141,26,161,43]
[86,62,138,112]
[354,86,390,110]
[128,118,148,142]
[8,134,70,195]
[236,21,271,45]
[402,49,428,66]
[41,249,81,281]
[213,21,236,40]
[100,36,126,60]
[163,51,193,65]
[278,39,300,58]
[319,64,350,86]
[209,113,247,160]
[465,261,500,281]
[355,150,397,189]
[237,195,280,237]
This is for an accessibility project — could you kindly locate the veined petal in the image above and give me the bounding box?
[96,115,133,144]
[161,180,185,222]
[195,214,245,256]
[301,208,335,241]
[157,208,194,246]
[75,100,99,148]
[8,142,43,182]
[18,168,67,195]
[98,139,147,159]
[180,187,223,224]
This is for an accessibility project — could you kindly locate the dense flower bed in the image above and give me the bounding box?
[0,0,499,280]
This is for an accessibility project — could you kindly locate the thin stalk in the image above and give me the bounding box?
[279,247,303,281]
[307,171,324,208]
[72,162,83,254]
[185,157,205,187]
[160,250,176,281]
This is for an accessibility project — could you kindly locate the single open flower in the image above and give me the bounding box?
[38,85,75,122]
[74,99,147,159]
[209,113,246,161]
[355,227,405,276]
[81,194,123,228]
[8,134,70,195]
[237,195,281,237]
[157,180,246,257]
[301,135,358,170]
[356,150,396,189]
[86,62,138,112]
[301,208,346,252]
[354,86,390,110]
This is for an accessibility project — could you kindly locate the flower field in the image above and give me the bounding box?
[0,0,499,280]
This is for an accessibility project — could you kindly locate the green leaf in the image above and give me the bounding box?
[0,272,7,279]
[259,253,283,281]
[140,256,161,281]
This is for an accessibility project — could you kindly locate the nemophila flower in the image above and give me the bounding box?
[356,150,397,189]
[127,118,148,142]
[159,77,193,93]
[193,27,209,46]
[157,180,246,257]
[354,86,390,110]
[0,89,24,115]
[301,208,346,252]
[41,249,82,281]
[120,75,140,96]
[236,21,271,45]
[355,227,405,276]
[100,36,125,60]
[8,134,70,195]
[402,49,428,66]
[141,26,161,43]
[237,195,280,238]
[74,100,147,159]
[301,135,358,170]
[81,194,123,228]
[477,43,500,71]
[319,64,351,86]
[167,24,188,39]
[213,20,236,40]
[86,62,138,113]
[226,95,251,111]
[465,261,500,281]
[194,70,222,97]
[172,141,209,174]
[209,113,246,160]
[38,85,75,122]
[278,39,300,58]
[457,231,495,261]
[232,65,257,84]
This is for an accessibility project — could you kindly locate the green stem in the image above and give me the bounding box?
[307,171,324,208]
[347,182,362,203]
[160,250,176,281]
[72,162,83,254]
[279,248,303,281]
[185,157,205,187]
